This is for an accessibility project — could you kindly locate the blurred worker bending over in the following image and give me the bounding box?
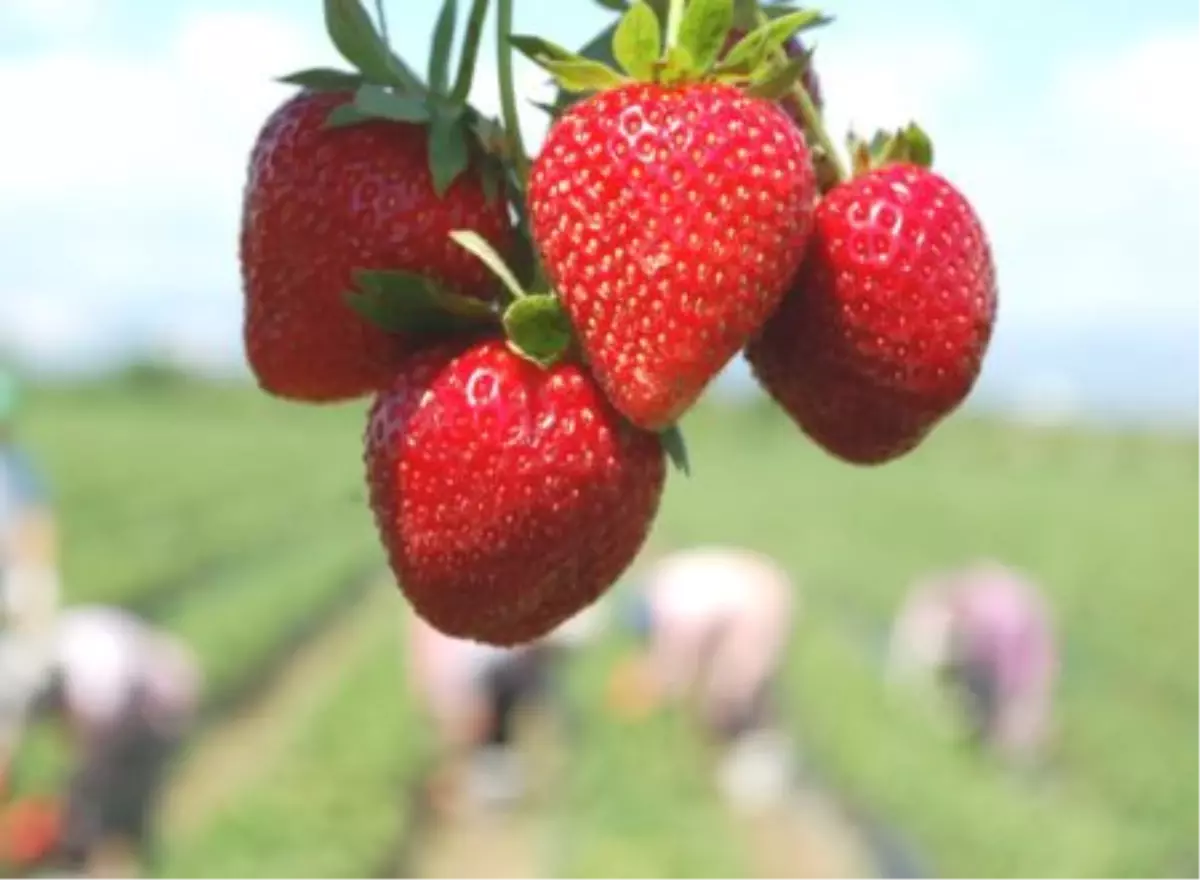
[1,606,203,877]
[888,560,1058,769]
[616,545,800,814]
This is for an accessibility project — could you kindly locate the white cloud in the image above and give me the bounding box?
[1,0,101,38]
[0,8,339,373]
[817,29,983,141]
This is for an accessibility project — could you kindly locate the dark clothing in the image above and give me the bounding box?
[56,688,181,872]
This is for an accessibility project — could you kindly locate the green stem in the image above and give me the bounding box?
[755,8,847,186]
[451,0,492,104]
[373,0,390,47]
[496,0,531,184]
[665,0,686,49]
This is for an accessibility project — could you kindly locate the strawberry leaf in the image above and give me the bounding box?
[677,0,735,74]
[354,84,432,122]
[659,424,691,476]
[450,0,492,104]
[451,230,527,301]
[503,295,574,368]
[714,9,824,76]
[323,0,424,93]
[428,110,471,197]
[511,35,628,93]
[543,59,630,94]
[278,68,365,91]
[613,2,662,81]
[346,271,497,335]
[428,0,458,96]
[744,53,806,100]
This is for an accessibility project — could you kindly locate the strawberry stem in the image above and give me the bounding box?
[754,7,846,187]
[451,0,491,105]
[666,0,686,50]
[497,0,531,185]
[373,0,390,47]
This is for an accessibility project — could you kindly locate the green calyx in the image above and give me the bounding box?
[512,0,827,97]
[449,231,576,370]
[847,123,935,175]
[448,231,691,476]
[277,0,504,199]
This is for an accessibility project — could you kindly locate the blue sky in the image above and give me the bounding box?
[0,0,1196,423]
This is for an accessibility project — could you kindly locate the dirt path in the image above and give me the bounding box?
[732,786,878,878]
[397,707,566,879]
[160,580,394,838]
[699,736,880,879]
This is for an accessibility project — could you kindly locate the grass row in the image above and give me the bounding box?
[554,637,750,877]
[161,605,425,878]
[649,402,1198,876]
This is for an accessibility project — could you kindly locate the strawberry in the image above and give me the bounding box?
[528,81,816,431]
[514,2,826,432]
[747,161,997,464]
[240,89,511,402]
[365,338,665,646]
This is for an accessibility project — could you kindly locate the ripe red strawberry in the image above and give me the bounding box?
[747,162,997,464]
[528,82,816,431]
[365,338,665,646]
[240,90,512,402]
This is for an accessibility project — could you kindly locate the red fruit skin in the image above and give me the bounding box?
[529,82,816,431]
[365,339,665,646]
[747,163,997,464]
[241,90,512,403]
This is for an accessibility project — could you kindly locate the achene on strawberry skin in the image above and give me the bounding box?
[748,162,998,464]
[529,81,816,432]
[365,338,666,647]
[240,90,513,404]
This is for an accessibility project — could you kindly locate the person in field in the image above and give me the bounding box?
[888,560,1058,766]
[1,368,61,677]
[406,605,601,813]
[613,545,800,813]
[0,606,203,877]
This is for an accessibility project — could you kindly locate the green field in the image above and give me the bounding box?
[11,378,1197,878]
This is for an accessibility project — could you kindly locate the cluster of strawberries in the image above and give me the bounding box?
[239,0,997,645]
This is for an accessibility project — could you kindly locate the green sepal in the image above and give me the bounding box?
[714,9,825,76]
[677,0,735,75]
[450,230,527,302]
[428,109,472,197]
[744,53,807,100]
[345,270,498,336]
[659,424,691,476]
[592,0,631,10]
[323,0,424,93]
[849,123,936,175]
[354,84,433,123]
[428,0,459,95]
[324,101,372,128]
[893,122,934,167]
[503,295,574,368]
[277,67,365,91]
[656,44,696,85]
[510,35,629,94]
[479,155,504,207]
[613,2,662,81]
